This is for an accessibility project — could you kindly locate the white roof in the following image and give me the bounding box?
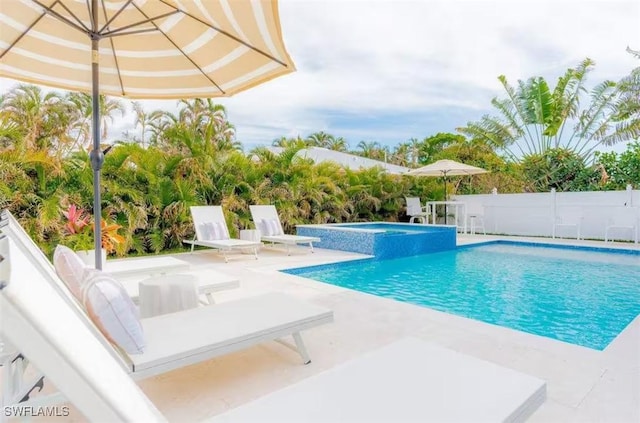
[296,147,410,174]
[249,146,409,174]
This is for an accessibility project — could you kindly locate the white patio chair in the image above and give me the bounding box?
[604,207,639,244]
[184,206,262,262]
[552,212,583,240]
[249,205,320,255]
[464,203,486,235]
[405,197,429,224]
[0,210,333,418]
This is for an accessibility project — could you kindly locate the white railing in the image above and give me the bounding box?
[453,186,639,242]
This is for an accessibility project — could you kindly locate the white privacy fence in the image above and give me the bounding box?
[453,186,639,242]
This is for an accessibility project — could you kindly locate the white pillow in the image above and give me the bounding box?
[198,222,212,240]
[258,219,270,236]
[81,270,145,354]
[53,245,88,299]
[257,219,268,235]
[266,218,283,236]
[214,221,230,240]
[199,221,230,240]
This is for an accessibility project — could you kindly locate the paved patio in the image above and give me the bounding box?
[25,235,640,422]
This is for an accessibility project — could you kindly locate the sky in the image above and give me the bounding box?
[2,0,639,153]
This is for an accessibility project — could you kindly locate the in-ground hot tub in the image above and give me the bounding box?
[296,222,456,259]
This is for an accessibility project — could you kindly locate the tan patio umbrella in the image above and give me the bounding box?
[406,159,488,223]
[0,0,295,269]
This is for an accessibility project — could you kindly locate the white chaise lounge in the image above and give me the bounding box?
[184,206,262,262]
[212,338,547,423]
[249,205,320,255]
[0,210,333,416]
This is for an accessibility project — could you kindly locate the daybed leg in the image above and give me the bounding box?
[19,376,44,402]
[253,247,258,260]
[309,242,314,253]
[1,351,65,415]
[292,332,311,365]
[190,237,196,254]
[223,251,229,263]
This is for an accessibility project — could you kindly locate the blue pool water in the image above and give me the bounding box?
[285,242,640,350]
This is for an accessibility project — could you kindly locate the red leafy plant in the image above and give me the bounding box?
[62,204,125,254]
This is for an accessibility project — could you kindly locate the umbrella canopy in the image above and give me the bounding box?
[406,159,488,224]
[406,159,488,178]
[0,0,294,98]
[0,0,295,269]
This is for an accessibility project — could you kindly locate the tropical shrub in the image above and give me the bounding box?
[595,141,640,189]
[521,148,601,192]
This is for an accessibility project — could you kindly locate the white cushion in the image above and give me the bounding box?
[138,274,199,318]
[256,219,267,235]
[214,221,230,240]
[198,222,212,240]
[200,221,230,240]
[265,218,283,236]
[81,270,145,354]
[53,245,87,299]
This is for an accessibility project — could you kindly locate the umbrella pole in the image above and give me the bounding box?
[443,174,448,224]
[89,1,104,270]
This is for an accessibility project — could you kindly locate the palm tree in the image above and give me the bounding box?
[391,143,410,166]
[355,140,381,159]
[408,137,421,167]
[1,84,73,154]
[326,136,348,152]
[271,135,306,149]
[306,131,334,148]
[67,92,126,149]
[146,99,238,155]
[458,58,637,161]
[607,47,640,145]
[132,101,153,148]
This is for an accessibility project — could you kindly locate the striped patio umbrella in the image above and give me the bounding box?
[0,0,295,269]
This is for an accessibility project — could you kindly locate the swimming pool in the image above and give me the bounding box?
[284,242,640,350]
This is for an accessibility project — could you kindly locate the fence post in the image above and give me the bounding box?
[551,188,557,238]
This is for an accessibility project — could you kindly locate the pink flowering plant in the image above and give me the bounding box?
[62,204,125,254]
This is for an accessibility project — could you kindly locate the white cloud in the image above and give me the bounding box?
[2,0,639,150]
[217,0,640,146]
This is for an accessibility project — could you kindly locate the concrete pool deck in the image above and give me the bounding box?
[20,235,640,422]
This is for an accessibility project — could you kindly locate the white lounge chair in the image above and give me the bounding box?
[212,338,546,423]
[0,210,333,417]
[604,207,639,244]
[405,196,429,224]
[249,205,320,255]
[184,206,262,262]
